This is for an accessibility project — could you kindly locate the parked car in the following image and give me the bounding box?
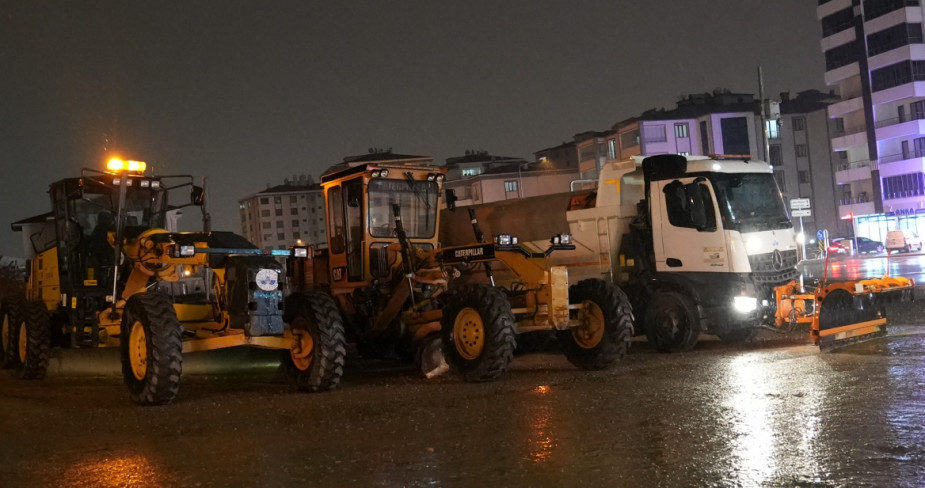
[886,229,923,253]
[828,237,885,255]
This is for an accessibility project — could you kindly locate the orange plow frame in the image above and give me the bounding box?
[774,251,915,349]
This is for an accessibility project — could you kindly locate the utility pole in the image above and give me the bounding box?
[758,65,770,162]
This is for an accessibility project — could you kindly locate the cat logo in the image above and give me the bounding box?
[331,267,345,281]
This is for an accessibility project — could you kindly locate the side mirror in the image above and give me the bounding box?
[190,185,205,206]
[445,189,457,211]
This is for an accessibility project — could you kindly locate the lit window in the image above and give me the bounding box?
[462,168,482,177]
[766,120,780,139]
[505,180,518,192]
[675,123,689,138]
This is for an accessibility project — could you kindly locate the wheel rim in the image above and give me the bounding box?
[290,318,314,371]
[453,307,485,360]
[129,320,148,381]
[1,313,9,353]
[573,300,605,349]
[655,307,684,340]
[18,321,26,362]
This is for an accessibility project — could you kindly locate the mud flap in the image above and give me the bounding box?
[813,278,914,350]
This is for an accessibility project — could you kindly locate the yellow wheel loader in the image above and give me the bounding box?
[287,160,633,380]
[2,158,345,404]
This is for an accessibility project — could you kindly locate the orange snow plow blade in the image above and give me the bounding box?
[812,276,915,350]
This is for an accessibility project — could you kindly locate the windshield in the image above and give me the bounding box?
[707,172,791,232]
[71,181,167,239]
[367,178,439,238]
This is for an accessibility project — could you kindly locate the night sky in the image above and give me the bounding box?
[0,1,825,256]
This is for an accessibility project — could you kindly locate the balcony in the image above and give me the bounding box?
[820,24,856,52]
[817,0,850,18]
[836,159,874,184]
[831,125,868,151]
[827,96,864,118]
[825,61,859,85]
[874,114,925,141]
[838,199,876,218]
[871,81,925,105]
[878,151,925,177]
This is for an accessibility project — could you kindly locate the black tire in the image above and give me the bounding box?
[557,279,633,369]
[715,327,758,344]
[441,284,516,382]
[282,291,346,392]
[120,293,183,406]
[17,301,51,379]
[1,295,24,370]
[644,291,701,353]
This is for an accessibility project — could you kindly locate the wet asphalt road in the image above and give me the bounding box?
[2,326,925,488]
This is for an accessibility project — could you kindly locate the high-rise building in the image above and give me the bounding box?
[818,0,925,241]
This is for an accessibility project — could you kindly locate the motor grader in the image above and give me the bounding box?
[0,158,345,405]
[287,161,633,380]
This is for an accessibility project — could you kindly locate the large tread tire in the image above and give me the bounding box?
[1,295,24,370]
[18,301,51,379]
[282,291,346,392]
[120,293,183,406]
[644,291,701,353]
[557,279,633,369]
[441,284,516,382]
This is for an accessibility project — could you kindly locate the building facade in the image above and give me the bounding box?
[818,0,925,241]
[605,90,846,241]
[443,151,580,207]
[238,175,326,252]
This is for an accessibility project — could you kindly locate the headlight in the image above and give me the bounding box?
[179,245,195,257]
[255,269,279,291]
[733,296,758,313]
[496,234,512,246]
[293,247,308,258]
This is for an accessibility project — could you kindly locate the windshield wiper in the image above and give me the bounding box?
[404,171,432,209]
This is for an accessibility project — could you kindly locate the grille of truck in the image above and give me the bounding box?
[749,249,800,286]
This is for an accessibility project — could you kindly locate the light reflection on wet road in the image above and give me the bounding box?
[2,329,925,487]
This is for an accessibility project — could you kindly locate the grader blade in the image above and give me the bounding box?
[812,277,915,350]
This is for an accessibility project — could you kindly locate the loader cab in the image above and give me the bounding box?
[320,162,444,292]
[47,172,169,294]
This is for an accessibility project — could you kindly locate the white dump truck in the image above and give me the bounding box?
[442,154,913,351]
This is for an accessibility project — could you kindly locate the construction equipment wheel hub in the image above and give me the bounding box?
[290,328,314,371]
[573,300,605,349]
[128,320,148,380]
[454,307,485,360]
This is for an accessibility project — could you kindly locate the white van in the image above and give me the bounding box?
[886,229,923,253]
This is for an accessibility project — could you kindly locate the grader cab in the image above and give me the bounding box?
[1,158,346,405]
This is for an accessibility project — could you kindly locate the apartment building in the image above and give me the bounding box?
[818,0,925,241]
[238,174,326,252]
[605,90,845,238]
[443,150,580,207]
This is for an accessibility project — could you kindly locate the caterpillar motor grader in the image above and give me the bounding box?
[287,160,633,380]
[440,154,914,351]
[0,158,346,405]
